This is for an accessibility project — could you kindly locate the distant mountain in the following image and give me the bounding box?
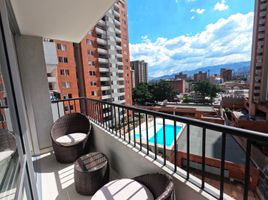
[150,61,250,81]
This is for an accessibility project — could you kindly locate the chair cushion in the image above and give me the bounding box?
[91,178,154,200]
[55,133,87,146]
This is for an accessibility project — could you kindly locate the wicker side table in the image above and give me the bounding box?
[74,152,109,195]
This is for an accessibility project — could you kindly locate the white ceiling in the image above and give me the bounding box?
[10,0,115,42]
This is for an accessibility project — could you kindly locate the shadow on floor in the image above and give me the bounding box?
[33,152,90,200]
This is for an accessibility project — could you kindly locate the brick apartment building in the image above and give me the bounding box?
[175,72,187,80]
[248,0,268,120]
[193,71,207,82]
[44,0,132,109]
[130,60,148,88]
[220,68,232,82]
[164,79,186,94]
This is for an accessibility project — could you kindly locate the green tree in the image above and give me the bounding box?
[193,81,220,103]
[132,83,152,105]
[150,81,176,102]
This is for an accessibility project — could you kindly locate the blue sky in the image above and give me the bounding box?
[127,0,255,78]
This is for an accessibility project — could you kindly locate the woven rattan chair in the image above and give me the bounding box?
[51,113,90,163]
[133,173,175,200]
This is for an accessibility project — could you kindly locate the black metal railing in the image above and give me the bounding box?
[51,97,268,200]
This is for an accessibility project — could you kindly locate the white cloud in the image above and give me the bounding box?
[130,12,253,78]
[191,16,195,20]
[190,8,205,14]
[214,0,229,11]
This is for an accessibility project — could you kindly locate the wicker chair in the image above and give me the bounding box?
[133,173,175,200]
[51,113,90,163]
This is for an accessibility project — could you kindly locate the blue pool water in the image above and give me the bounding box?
[135,124,183,147]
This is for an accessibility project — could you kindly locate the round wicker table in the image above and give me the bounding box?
[74,152,109,195]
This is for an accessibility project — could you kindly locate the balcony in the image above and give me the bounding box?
[96,27,106,35]
[98,19,106,27]
[114,10,120,18]
[101,86,110,91]
[98,58,109,63]
[116,45,122,50]
[1,1,267,199]
[42,97,267,200]
[116,36,122,43]
[115,28,121,34]
[97,38,107,45]
[97,47,108,54]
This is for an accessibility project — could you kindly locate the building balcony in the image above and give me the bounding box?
[115,28,121,34]
[101,86,110,91]
[100,77,110,82]
[99,67,109,72]
[101,94,112,100]
[116,36,121,43]
[116,45,122,50]
[117,61,123,66]
[98,58,109,63]
[97,47,108,54]
[36,97,266,199]
[114,19,121,26]
[117,53,123,58]
[114,9,120,18]
[98,19,106,27]
[97,38,107,45]
[96,27,106,35]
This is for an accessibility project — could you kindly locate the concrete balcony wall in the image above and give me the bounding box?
[15,35,54,154]
[91,122,212,200]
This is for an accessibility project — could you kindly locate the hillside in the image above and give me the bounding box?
[151,61,250,81]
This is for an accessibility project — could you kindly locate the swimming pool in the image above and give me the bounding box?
[134,124,183,147]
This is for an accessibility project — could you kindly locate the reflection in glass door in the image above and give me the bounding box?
[0,0,38,199]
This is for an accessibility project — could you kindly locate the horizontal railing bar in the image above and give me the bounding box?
[51,97,268,142]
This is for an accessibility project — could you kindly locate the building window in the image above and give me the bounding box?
[90,81,97,86]
[62,82,71,88]
[88,50,94,56]
[88,61,95,66]
[89,71,96,76]
[124,58,128,62]
[88,31,92,35]
[91,91,97,96]
[86,39,93,45]
[48,83,53,90]
[60,69,70,76]
[58,57,68,63]
[57,43,67,51]
[63,93,72,99]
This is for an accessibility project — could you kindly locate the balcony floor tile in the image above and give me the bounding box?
[33,151,120,200]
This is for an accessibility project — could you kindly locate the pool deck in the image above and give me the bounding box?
[129,118,186,150]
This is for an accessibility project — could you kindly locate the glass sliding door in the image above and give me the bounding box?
[0,0,38,199]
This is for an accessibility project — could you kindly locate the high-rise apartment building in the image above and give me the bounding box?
[130,60,148,87]
[45,0,132,107]
[249,0,268,118]
[79,0,132,106]
[193,71,207,82]
[220,68,232,82]
[175,72,187,80]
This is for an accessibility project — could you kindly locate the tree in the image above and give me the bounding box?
[132,83,152,105]
[193,81,221,104]
[150,81,176,102]
[132,81,176,105]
